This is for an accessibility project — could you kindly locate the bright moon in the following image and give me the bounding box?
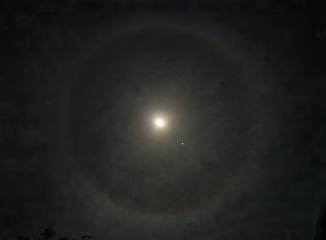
[156,119,164,126]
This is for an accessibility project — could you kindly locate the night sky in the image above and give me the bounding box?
[1,1,326,239]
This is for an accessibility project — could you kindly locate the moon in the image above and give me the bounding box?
[156,119,164,127]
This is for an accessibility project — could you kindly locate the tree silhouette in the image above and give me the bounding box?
[13,227,100,240]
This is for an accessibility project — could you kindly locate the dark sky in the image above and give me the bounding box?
[1,0,326,239]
